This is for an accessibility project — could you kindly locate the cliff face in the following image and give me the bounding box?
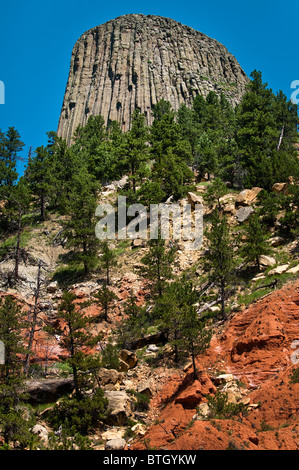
[57,14,248,143]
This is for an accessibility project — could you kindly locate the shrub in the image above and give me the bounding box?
[206,391,249,420]
[46,388,108,435]
[290,368,299,384]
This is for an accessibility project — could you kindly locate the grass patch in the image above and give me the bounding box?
[51,265,86,287]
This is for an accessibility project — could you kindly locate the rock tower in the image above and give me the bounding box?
[58,14,248,143]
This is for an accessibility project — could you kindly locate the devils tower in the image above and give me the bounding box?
[57,14,248,143]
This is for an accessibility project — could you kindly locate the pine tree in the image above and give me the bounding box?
[94,283,117,322]
[140,237,175,298]
[64,166,100,275]
[54,291,100,398]
[122,109,149,193]
[239,213,272,271]
[149,100,193,200]
[0,127,24,190]
[0,295,31,448]
[99,241,117,286]
[204,177,228,211]
[155,277,212,378]
[25,145,52,221]
[204,210,236,319]
[116,290,149,349]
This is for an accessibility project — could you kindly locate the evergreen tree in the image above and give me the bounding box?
[54,291,100,398]
[239,213,272,271]
[64,166,100,275]
[204,177,228,211]
[0,295,31,448]
[116,291,149,349]
[122,109,149,193]
[204,210,236,319]
[25,145,52,220]
[98,241,117,286]
[0,127,24,190]
[155,277,212,378]
[149,100,193,200]
[9,178,31,279]
[235,70,298,189]
[94,283,117,322]
[140,237,175,298]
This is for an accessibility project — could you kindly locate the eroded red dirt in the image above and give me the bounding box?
[131,280,299,450]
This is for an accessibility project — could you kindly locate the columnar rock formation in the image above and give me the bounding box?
[57,14,248,143]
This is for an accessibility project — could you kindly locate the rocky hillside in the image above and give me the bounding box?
[0,177,298,450]
[57,14,248,143]
[130,280,299,451]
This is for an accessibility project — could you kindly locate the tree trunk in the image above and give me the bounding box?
[256,255,261,272]
[220,280,227,320]
[106,264,110,285]
[191,342,197,380]
[40,193,45,221]
[14,207,22,279]
[24,261,42,376]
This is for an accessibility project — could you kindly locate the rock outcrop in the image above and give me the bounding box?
[57,14,248,143]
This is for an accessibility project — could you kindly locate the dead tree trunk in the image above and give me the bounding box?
[24,260,42,376]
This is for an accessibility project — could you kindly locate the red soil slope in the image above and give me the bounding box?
[131,280,299,450]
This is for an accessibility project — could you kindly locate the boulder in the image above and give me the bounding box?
[269,236,285,247]
[146,344,159,353]
[196,402,210,419]
[272,182,288,194]
[187,192,204,210]
[31,424,49,445]
[235,206,254,223]
[286,265,299,275]
[137,380,154,398]
[129,330,168,350]
[24,377,74,404]
[97,368,124,388]
[102,183,116,192]
[132,238,145,248]
[213,374,235,386]
[119,349,138,369]
[105,438,126,450]
[235,187,262,206]
[46,281,58,293]
[259,255,276,267]
[104,390,132,426]
[131,423,146,436]
[268,264,290,275]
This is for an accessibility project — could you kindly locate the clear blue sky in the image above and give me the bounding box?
[0,0,297,175]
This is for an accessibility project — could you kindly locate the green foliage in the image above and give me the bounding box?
[47,429,92,450]
[47,387,108,435]
[290,368,299,384]
[100,338,120,370]
[205,391,249,420]
[25,145,52,220]
[0,127,24,191]
[63,165,100,275]
[116,291,151,349]
[140,236,175,298]
[239,213,272,271]
[98,241,118,285]
[0,296,31,447]
[204,177,228,210]
[51,291,101,397]
[127,390,150,412]
[235,70,298,189]
[94,283,117,322]
[256,189,285,227]
[154,276,212,376]
[204,210,236,319]
[279,184,299,238]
